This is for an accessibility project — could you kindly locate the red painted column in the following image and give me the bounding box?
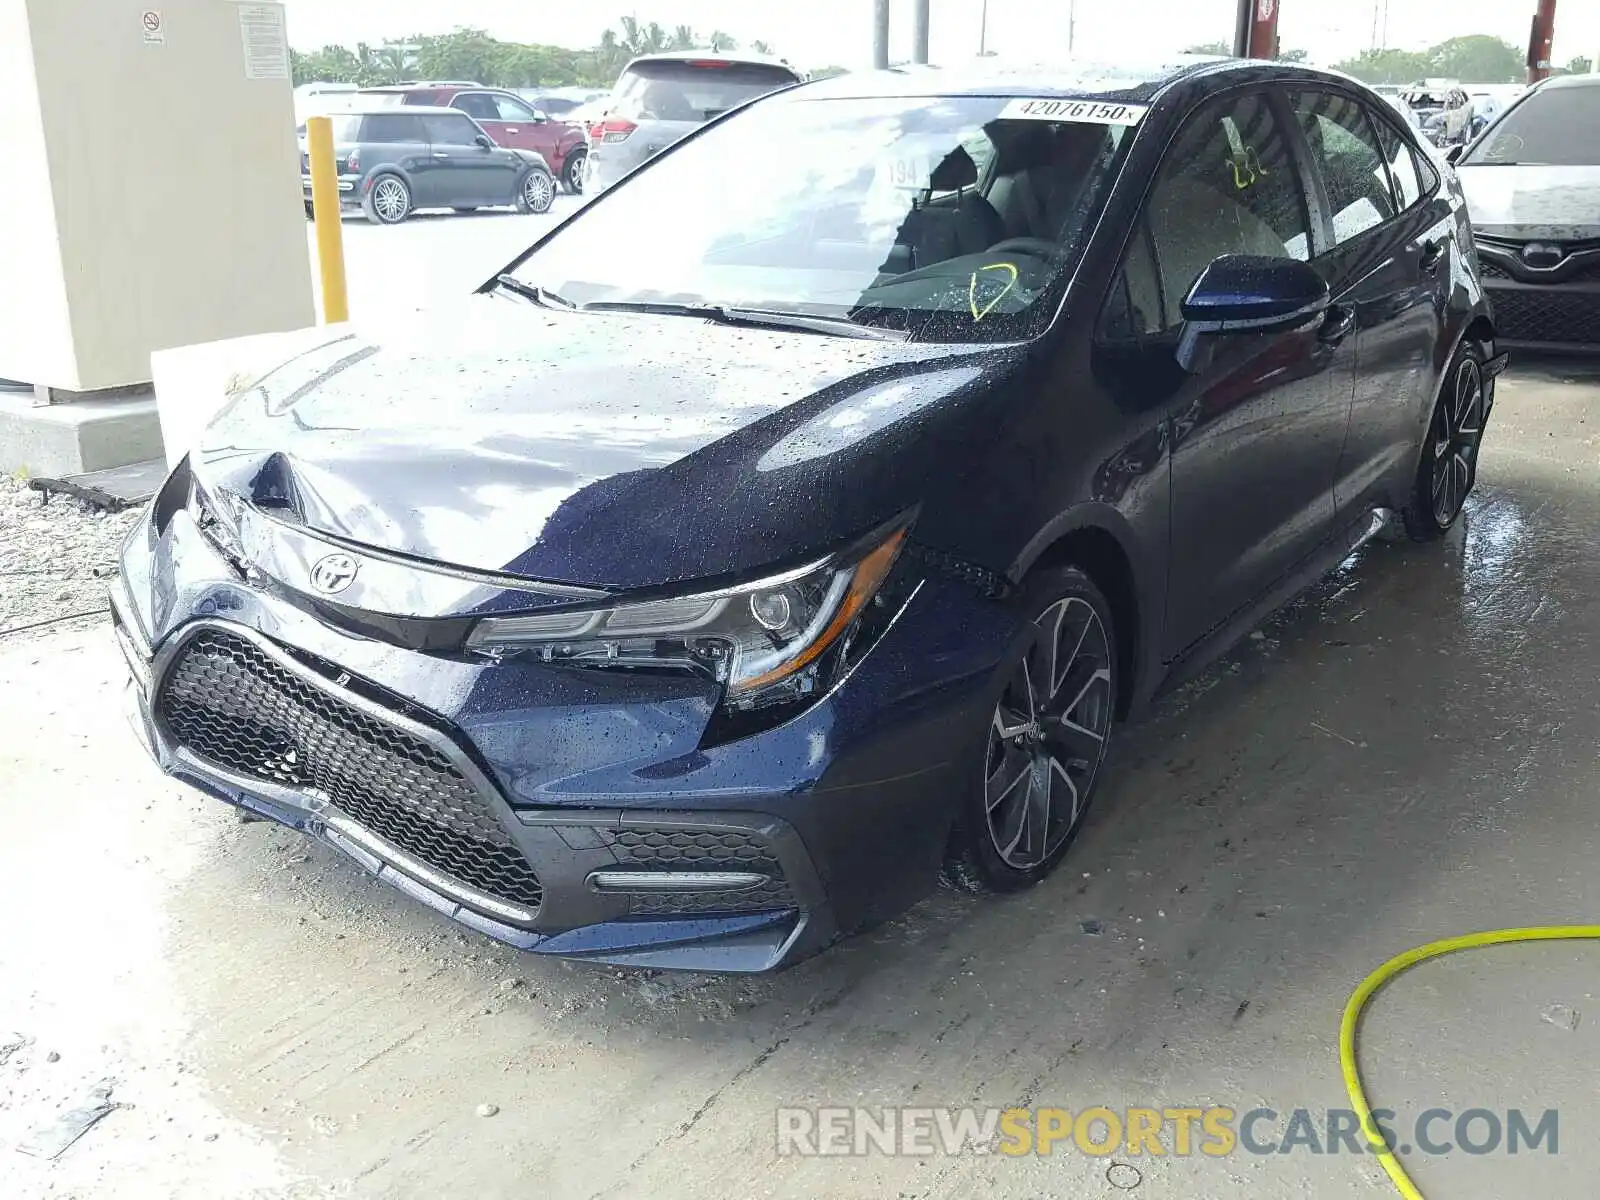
[1527,0,1559,84]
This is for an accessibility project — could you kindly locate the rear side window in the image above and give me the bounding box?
[1291,91,1396,246]
[422,113,481,146]
[610,60,799,123]
[361,114,424,144]
[1369,114,1424,210]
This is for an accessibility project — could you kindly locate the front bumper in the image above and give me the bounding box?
[1483,277,1600,352]
[112,509,1012,971]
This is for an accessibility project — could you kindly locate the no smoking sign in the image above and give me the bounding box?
[142,10,164,45]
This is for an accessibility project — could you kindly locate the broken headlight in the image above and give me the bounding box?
[465,522,910,710]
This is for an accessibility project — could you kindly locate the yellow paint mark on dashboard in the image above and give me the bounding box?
[970,261,1020,322]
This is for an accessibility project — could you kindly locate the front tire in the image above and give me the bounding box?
[1402,342,1488,541]
[942,565,1119,895]
[563,150,587,194]
[362,174,411,225]
[516,168,555,214]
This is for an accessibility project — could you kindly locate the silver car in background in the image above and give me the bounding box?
[1453,74,1600,350]
[585,53,802,193]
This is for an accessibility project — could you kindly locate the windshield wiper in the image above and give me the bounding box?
[578,299,910,342]
[493,275,577,309]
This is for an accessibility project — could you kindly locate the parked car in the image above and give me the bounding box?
[360,84,590,194]
[1453,74,1600,350]
[519,88,610,118]
[586,52,802,193]
[122,58,1500,972]
[1402,80,1473,145]
[300,107,554,224]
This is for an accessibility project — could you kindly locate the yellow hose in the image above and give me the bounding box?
[1341,925,1600,1198]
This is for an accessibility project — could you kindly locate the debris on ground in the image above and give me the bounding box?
[0,1031,30,1066]
[1541,1003,1581,1032]
[476,1103,500,1118]
[1079,919,1103,936]
[1,473,141,637]
[14,1078,118,1159]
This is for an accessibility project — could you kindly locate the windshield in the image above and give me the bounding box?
[1402,91,1445,108]
[512,94,1136,343]
[612,60,800,122]
[1463,85,1600,166]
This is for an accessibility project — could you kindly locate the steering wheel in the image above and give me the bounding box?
[985,237,1064,260]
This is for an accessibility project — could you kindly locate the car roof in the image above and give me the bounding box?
[330,104,467,117]
[797,55,1365,104]
[1539,73,1600,89]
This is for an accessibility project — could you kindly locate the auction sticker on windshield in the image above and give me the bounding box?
[998,98,1148,125]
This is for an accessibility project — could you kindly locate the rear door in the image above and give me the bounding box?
[421,112,521,205]
[1289,89,1452,511]
[1098,87,1350,660]
[360,112,435,199]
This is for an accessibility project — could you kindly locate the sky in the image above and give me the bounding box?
[282,0,1600,72]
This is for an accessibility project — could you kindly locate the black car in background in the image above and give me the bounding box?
[1454,74,1600,350]
[301,106,556,225]
[124,58,1500,971]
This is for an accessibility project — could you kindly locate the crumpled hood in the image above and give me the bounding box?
[1459,164,1600,240]
[196,294,1009,590]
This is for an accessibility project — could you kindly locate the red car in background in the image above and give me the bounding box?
[359,84,590,193]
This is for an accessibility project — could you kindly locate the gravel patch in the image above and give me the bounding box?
[0,474,141,638]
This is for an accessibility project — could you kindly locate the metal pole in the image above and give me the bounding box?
[1527,0,1558,83]
[1068,0,1076,55]
[872,0,890,68]
[1233,0,1253,58]
[912,0,931,65]
[979,0,988,55]
[305,116,350,325]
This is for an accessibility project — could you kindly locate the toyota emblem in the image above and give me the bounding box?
[309,553,360,595]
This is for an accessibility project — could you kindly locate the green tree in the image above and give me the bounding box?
[1184,41,1231,56]
[751,40,774,56]
[708,30,739,53]
[671,24,697,50]
[1428,35,1523,83]
[1565,56,1593,75]
[1333,47,1431,84]
[1278,48,1308,64]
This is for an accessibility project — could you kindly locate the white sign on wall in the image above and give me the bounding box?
[237,3,290,81]
[141,10,164,45]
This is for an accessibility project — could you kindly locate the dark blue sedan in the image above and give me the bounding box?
[116,56,1503,971]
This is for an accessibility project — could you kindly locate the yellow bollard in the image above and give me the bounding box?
[304,116,350,324]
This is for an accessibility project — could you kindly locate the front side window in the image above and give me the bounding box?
[1463,84,1600,166]
[1119,89,1312,335]
[512,93,1139,343]
[452,93,499,121]
[493,94,539,122]
[424,113,482,147]
[1292,91,1395,246]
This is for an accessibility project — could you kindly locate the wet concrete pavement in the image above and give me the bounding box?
[6,361,1600,1198]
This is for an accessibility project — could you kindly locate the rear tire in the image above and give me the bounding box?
[362,174,411,225]
[1402,342,1488,541]
[942,565,1119,895]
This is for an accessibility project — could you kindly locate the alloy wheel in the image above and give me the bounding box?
[1430,357,1484,528]
[985,597,1115,871]
[525,171,554,211]
[372,178,407,222]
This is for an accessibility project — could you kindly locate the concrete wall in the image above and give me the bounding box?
[0,0,315,393]
[0,0,77,388]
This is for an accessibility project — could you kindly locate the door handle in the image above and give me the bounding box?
[1318,304,1356,345]
[505,127,519,134]
[1420,241,1447,274]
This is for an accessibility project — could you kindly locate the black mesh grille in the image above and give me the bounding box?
[612,827,795,916]
[1489,287,1600,346]
[158,628,542,911]
[1478,259,1510,279]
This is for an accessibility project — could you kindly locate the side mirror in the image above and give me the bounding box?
[1176,255,1329,373]
[1445,143,1465,165]
[474,133,494,149]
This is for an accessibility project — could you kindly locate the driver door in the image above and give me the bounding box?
[1101,88,1350,660]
